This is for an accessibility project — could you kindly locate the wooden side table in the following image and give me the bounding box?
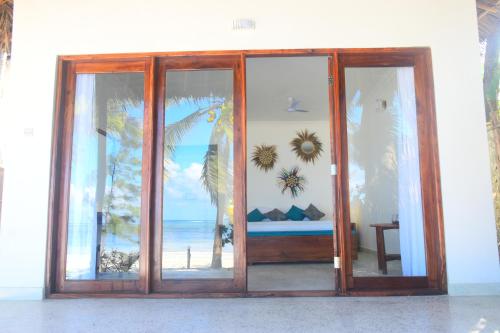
[369,223,401,274]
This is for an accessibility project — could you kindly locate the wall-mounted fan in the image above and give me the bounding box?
[287,97,309,113]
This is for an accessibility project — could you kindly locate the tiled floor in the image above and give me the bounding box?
[247,250,400,291]
[1,296,499,332]
[248,263,335,291]
[353,249,403,276]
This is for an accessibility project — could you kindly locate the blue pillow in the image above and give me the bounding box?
[247,209,266,222]
[286,205,305,221]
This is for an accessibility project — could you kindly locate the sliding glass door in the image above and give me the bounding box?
[152,56,246,293]
[336,52,444,291]
[55,60,153,293]
[49,49,444,296]
[53,56,245,294]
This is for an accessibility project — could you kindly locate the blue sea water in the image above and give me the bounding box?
[164,219,221,251]
[103,220,231,253]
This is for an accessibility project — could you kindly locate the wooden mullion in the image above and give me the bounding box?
[56,61,76,292]
[45,58,68,296]
[138,56,157,294]
[328,53,343,295]
[234,53,247,291]
[152,60,166,291]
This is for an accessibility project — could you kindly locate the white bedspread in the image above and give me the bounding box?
[247,220,333,232]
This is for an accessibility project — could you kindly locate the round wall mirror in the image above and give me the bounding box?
[290,130,323,164]
[300,140,315,154]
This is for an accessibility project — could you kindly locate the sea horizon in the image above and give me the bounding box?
[102,219,232,253]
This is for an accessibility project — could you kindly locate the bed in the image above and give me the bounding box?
[247,220,358,264]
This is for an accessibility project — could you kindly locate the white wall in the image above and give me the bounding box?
[1,0,499,299]
[247,121,333,219]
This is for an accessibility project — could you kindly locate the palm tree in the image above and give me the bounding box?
[164,97,233,269]
[0,0,13,226]
[483,35,500,257]
[0,0,12,57]
[0,0,12,93]
[482,24,499,171]
[86,73,233,271]
[92,74,145,273]
[477,1,500,257]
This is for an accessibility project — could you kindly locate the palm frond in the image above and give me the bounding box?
[201,144,219,205]
[201,117,231,204]
[164,99,233,209]
[0,0,13,56]
[167,96,224,107]
[96,74,144,110]
[164,104,218,159]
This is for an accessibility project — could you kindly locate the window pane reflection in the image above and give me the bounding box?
[345,67,427,277]
[66,73,144,280]
[162,70,234,279]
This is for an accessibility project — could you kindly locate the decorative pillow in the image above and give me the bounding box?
[264,208,287,221]
[247,209,266,222]
[303,204,325,220]
[286,205,306,221]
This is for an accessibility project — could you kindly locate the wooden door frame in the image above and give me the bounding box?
[335,50,446,295]
[45,47,445,298]
[152,55,247,294]
[48,58,155,293]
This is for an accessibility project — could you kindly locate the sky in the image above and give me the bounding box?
[163,99,222,221]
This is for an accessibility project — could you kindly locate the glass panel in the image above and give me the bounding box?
[162,70,234,279]
[66,73,144,280]
[345,67,427,277]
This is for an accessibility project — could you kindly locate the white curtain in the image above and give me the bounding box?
[0,52,10,101]
[66,74,98,279]
[396,67,426,276]
[0,52,10,169]
[0,53,9,223]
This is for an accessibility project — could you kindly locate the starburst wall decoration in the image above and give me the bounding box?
[277,167,305,198]
[290,130,323,164]
[251,144,278,172]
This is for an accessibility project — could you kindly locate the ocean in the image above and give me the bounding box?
[103,220,233,253]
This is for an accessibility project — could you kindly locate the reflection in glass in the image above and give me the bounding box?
[66,73,144,280]
[345,67,426,277]
[162,70,234,279]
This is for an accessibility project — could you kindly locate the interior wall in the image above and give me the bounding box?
[247,121,333,219]
[245,56,333,220]
[1,0,498,299]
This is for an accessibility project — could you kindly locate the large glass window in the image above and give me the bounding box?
[66,73,144,280]
[162,70,234,279]
[345,67,427,277]
[52,50,443,295]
